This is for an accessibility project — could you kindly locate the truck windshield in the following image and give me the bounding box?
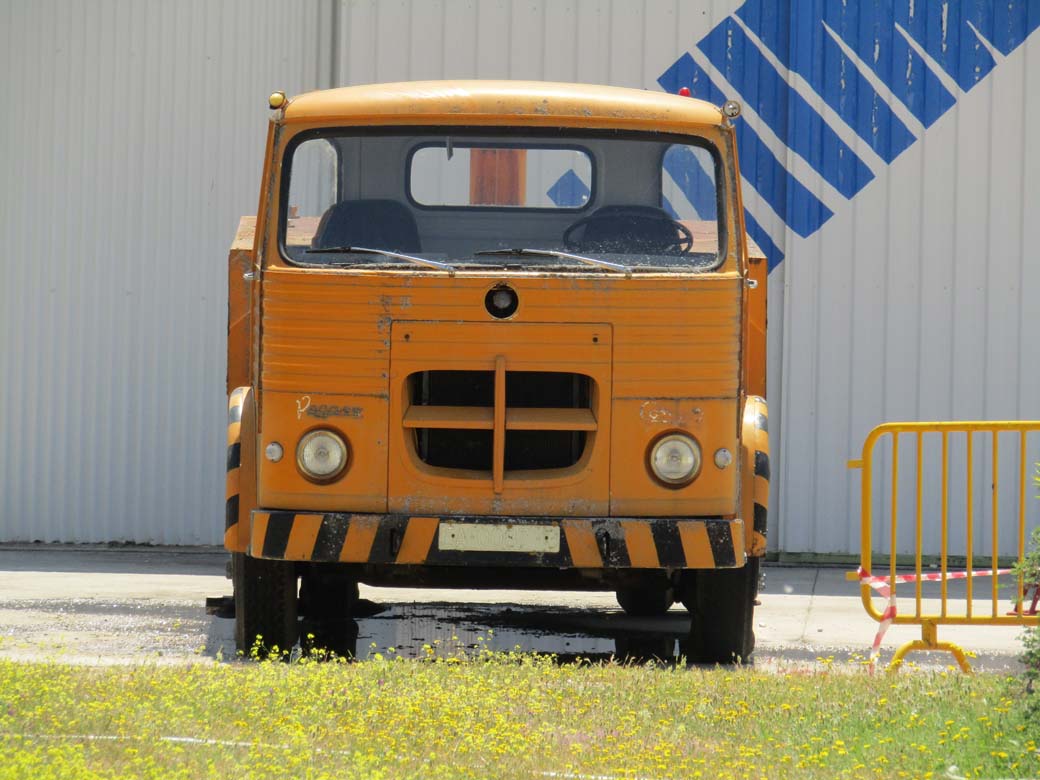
[280,128,723,272]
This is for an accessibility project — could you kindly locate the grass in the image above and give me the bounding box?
[0,642,1035,780]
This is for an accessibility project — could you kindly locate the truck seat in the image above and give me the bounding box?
[567,204,685,253]
[311,199,422,252]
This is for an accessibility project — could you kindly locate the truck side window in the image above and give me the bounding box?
[286,139,338,246]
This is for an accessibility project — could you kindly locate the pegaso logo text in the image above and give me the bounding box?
[295,396,364,420]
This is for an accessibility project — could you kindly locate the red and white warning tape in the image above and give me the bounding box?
[857,568,1013,587]
[856,566,1013,673]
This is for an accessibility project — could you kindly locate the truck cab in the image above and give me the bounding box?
[226,81,769,662]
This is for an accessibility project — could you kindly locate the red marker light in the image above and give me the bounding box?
[678,87,691,97]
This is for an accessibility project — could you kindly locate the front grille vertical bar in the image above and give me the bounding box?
[493,355,506,493]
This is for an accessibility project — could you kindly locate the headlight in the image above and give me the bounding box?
[648,433,701,486]
[296,430,349,482]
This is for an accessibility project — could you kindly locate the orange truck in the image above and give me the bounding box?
[225,81,769,662]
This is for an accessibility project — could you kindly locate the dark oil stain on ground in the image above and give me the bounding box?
[302,602,691,664]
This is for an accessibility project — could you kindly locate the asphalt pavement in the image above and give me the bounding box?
[0,547,1028,671]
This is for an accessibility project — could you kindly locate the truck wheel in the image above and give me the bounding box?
[681,557,758,664]
[615,583,675,616]
[299,564,359,620]
[233,552,298,658]
[298,564,360,659]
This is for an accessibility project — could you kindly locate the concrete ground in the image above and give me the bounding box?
[0,547,1029,672]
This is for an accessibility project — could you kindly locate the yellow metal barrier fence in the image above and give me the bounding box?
[848,421,1040,671]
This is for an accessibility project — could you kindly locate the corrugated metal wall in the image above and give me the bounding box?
[0,0,333,543]
[2,0,1038,553]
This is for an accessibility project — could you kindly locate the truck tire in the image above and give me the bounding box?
[233,552,298,658]
[298,564,360,658]
[681,557,758,664]
[615,583,675,617]
[299,564,359,620]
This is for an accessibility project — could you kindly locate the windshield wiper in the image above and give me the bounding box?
[474,248,632,278]
[304,246,455,275]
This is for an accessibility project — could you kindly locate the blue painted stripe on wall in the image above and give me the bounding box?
[698,16,874,199]
[895,3,1040,91]
[898,3,995,92]
[983,2,1040,54]
[736,0,918,163]
[658,53,833,239]
[659,1,1039,272]
[878,15,957,128]
[810,0,956,128]
[742,207,784,271]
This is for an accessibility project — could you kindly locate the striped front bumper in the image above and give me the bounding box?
[249,512,745,569]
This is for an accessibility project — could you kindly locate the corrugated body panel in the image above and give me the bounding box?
[3,0,1038,554]
[261,269,741,398]
[0,0,330,543]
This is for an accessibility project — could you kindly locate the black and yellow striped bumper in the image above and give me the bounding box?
[249,512,745,570]
[224,388,247,549]
[745,396,770,557]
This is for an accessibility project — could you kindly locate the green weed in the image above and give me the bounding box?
[0,646,1035,779]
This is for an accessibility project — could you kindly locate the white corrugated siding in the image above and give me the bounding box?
[771,16,1040,556]
[2,0,1038,553]
[0,0,331,543]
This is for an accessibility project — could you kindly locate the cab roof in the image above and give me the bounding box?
[281,80,725,132]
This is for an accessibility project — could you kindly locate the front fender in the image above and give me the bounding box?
[225,387,256,552]
[740,396,769,557]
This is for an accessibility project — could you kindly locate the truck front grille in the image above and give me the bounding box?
[404,368,595,486]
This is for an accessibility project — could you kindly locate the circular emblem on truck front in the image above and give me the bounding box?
[485,285,519,319]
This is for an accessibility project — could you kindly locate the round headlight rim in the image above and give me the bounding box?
[646,431,703,488]
[295,428,350,484]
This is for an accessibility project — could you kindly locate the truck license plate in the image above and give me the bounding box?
[438,523,560,554]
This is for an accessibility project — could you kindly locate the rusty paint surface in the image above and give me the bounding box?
[744,237,767,398]
[620,521,660,568]
[677,523,715,569]
[394,516,439,564]
[281,80,724,131]
[229,80,766,565]
[560,520,603,568]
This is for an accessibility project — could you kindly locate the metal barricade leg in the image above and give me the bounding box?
[888,620,972,673]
